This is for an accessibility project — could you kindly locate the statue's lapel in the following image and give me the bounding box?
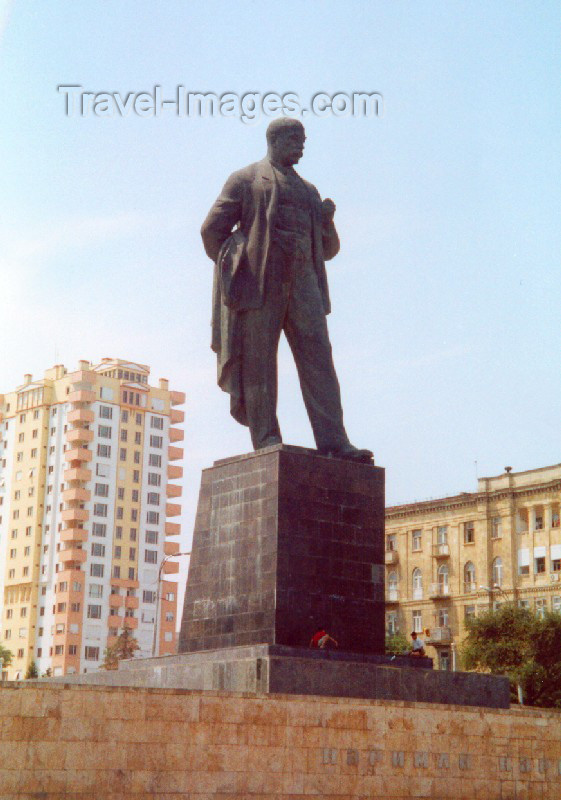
[257,158,278,223]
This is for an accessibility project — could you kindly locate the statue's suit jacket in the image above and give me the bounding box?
[201,157,340,425]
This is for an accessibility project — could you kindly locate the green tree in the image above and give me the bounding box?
[0,645,13,669]
[385,631,409,656]
[101,626,140,671]
[25,660,39,679]
[461,605,561,707]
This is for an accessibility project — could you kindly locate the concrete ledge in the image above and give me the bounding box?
[41,644,509,709]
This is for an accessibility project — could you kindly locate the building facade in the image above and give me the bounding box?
[0,359,185,679]
[385,464,561,670]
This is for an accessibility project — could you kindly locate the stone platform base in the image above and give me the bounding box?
[45,644,510,709]
[1,682,560,799]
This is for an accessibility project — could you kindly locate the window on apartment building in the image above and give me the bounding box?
[144,550,158,564]
[116,487,124,501]
[552,511,560,528]
[463,562,476,593]
[13,510,19,519]
[114,546,122,558]
[24,546,30,556]
[412,610,422,633]
[437,608,449,628]
[147,492,160,506]
[386,534,396,552]
[119,448,127,462]
[534,513,544,530]
[90,564,104,578]
[17,649,24,658]
[30,449,37,458]
[553,596,561,614]
[4,630,10,639]
[57,602,67,613]
[16,452,23,462]
[464,605,476,621]
[135,413,142,425]
[492,557,503,587]
[150,416,164,430]
[463,522,475,544]
[96,463,110,477]
[133,451,140,464]
[149,435,163,449]
[113,566,121,579]
[115,526,123,540]
[120,429,128,442]
[535,556,546,574]
[518,599,530,610]
[68,645,77,656]
[128,567,135,580]
[143,590,156,603]
[32,429,38,439]
[95,483,109,497]
[89,584,103,598]
[133,431,140,445]
[97,444,111,458]
[8,569,15,579]
[121,410,128,423]
[10,530,17,540]
[116,507,124,520]
[165,592,175,602]
[18,432,24,443]
[146,511,159,525]
[131,490,139,502]
[54,645,64,656]
[129,548,136,560]
[91,543,105,558]
[9,548,16,559]
[99,406,113,419]
[518,548,530,575]
[93,503,107,517]
[386,611,398,634]
[130,509,138,522]
[536,599,547,618]
[551,545,561,572]
[412,568,423,600]
[58,581,68,592]
[84,646,100,661]
[165,611,174,622]
[130,528,137,541]
[18,627,26,638]
[92,523,106,538]
[149,454,161,468]
[87,605,102,619]
[145,531,158,545]
[6,609,12,619]
[436,526,448,545]
[28,487,34,497]
[411,529,422,551]
[148,472,161,487]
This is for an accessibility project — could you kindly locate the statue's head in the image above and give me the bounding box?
[266,117,306,166]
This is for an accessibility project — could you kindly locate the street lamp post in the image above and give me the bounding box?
[151,551,191,658]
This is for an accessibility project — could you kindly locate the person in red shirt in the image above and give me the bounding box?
[309,626,338,649]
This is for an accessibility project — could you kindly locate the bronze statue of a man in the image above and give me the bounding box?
[201,118,372,463]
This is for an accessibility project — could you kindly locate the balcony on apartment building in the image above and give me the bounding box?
[67,408,95,424]
[432,543,450,558]
[64,447,92,463]
[429,582,450,599]
[385,550,399,565]
[66,427,94,445]
[170,408,185,424]
[67,390,96,404]
[60,528,88,543]
[426,626,453,644]
[167,464,183,479]
[165,522,181,537]
[61,487,91,503]
[385,589,399,603]
[64,467,92,482]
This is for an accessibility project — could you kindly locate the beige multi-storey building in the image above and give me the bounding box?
[385,463,561,671]
[0,359,185,680]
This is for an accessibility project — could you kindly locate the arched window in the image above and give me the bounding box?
[437,563,449,595]
[464,561,476,593]
[387,571,398,601]
[412,568,423,600]
[492,557,503,587]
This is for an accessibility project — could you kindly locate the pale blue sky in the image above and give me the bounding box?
[1,1,560,584]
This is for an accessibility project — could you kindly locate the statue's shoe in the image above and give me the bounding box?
[321,444,374,464]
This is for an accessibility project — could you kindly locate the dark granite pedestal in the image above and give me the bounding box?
[179,445,386,654]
